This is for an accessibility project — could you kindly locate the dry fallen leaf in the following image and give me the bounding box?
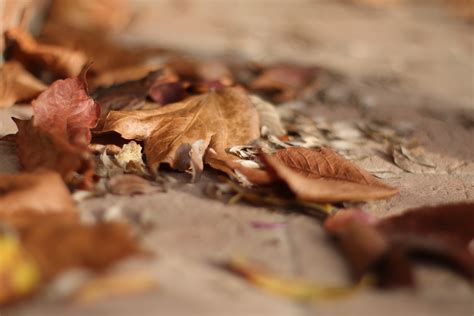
[148,81,189,105]
[15,119,95,189]
[0,170,77,215]
[114,141,148,176]
[14,216,142,281]
[250,95,286,137]
[107,174,165,195]
[232,147,399,202]
[101,87,260,176]
[93,70,164,126]
[32,72,100,146]
[0,61,46,108]
[249,64,317,102]
[325,204,474,288]
[377,203,474,252]
[14,73,99,188]
[392,145,437,174]
[5,27,87,79]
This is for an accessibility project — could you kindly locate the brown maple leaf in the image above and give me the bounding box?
[101,87,260,179]
[0,170,77,215]
[0,61,46,108]
[4,27,87,79]
[232,147,399,202]
[14,73,99,188]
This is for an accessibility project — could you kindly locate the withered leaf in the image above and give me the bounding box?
[101,87,260,176]
[5,27,87,79]
[0,170,77,215]
[325,204,474,288]
[107,174,164,195]
[377,203,474,251]
[32,73,100,146]
[233,147,399,202]
[0,61,46,108]
[93,70,164,126]
[250,95,286,137]
[14,74,99,188]
[7,214,141,281]
[15,119,95,188]
[249,64,317,102]
[148,81,189,105]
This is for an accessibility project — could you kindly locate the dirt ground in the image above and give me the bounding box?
[1,1,473,315]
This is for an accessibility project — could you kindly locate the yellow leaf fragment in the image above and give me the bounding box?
[0,235,41,305]
[225,258,372,302]
[73,270,156,304]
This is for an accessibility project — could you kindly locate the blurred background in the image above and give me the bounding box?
[2,0,473,109]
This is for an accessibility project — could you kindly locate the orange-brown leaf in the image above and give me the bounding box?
[262,147,399,202]
[14,119,95,189]
[5,27,87,79]
[20,219,141,280]
[0,61,46,108]
[0,170,77,215]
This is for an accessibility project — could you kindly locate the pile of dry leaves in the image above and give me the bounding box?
[0,0,473,307]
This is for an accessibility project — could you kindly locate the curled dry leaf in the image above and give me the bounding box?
[15,73,99,188]
[101,87,260,176]
[231,147,399,202]
[0,61,46,108]
[107,174,165,195]
[0,170,77,215]
[93,70,165,126]
[325,203,474,288]
[377,203,474,252]
[148,81,189,105]
[392,145,437,174]
[15,119,95,189]
[1,213,142,281]
[32,72,100,146]
[90,64,170,89]
[5,27,87,78]
[249,64,317,102]
[223,258,367,301]
[114,141,148,176]
[250,95,286,137]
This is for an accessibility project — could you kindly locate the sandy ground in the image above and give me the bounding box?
[1,1,473,315]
